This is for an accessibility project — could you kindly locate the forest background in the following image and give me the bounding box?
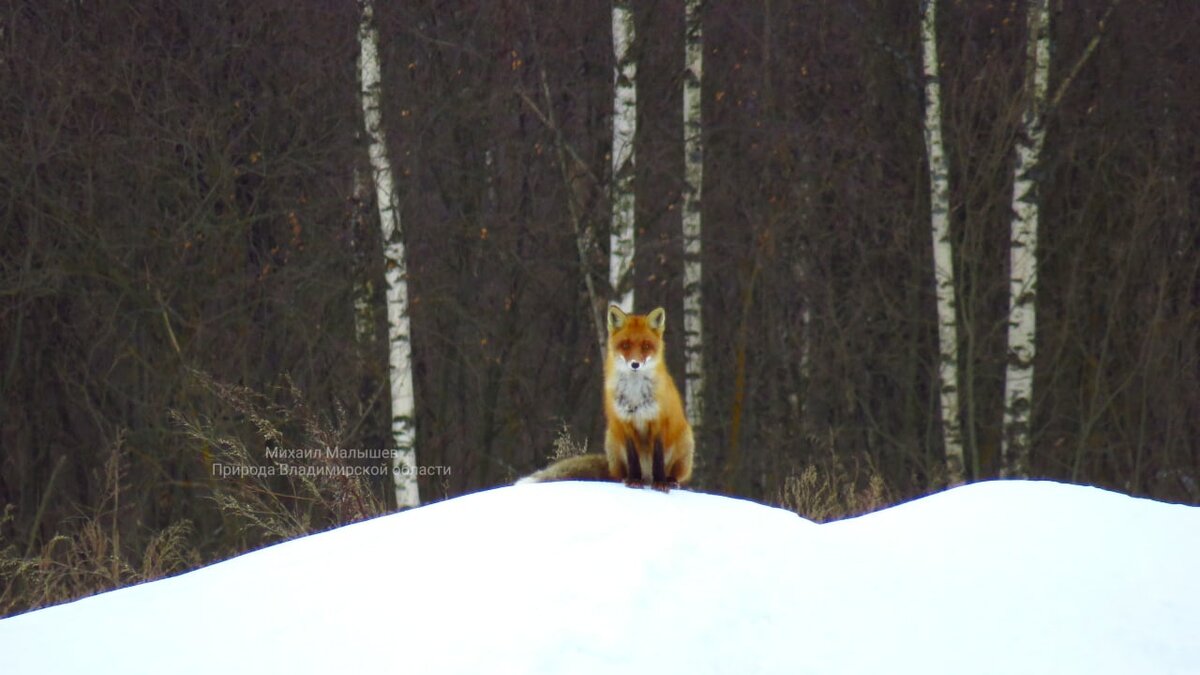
[1,0,1197,615]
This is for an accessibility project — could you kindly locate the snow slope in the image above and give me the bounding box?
[1,480,1196,674]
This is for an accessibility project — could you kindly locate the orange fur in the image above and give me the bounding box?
[515,453,613,484]
[603,305,694,487]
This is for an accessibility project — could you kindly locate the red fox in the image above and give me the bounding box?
[603,305,694,489]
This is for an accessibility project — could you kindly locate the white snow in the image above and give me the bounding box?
[1,480,1197,674]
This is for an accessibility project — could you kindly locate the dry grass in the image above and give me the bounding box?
[549,421,590,461]
[775,451,893,523]
[0,438,200,617]
[1,372,387,617]
[174,371,386,543]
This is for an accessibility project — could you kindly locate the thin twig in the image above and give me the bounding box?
[1048,0,1122,112]
[521,2,607,358]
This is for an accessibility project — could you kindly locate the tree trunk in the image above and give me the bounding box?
[609,0,637,310]
[358,0,420,507]
[1001,0,1051,478]
[919,0,965,484]
[351,164,375,346]
[682,0,704,431]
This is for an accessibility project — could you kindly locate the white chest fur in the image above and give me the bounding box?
[610,369,660,432]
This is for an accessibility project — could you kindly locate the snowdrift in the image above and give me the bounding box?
[1,480,1196,674]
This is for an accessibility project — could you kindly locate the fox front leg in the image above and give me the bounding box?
[651,437,678,492]
[623,437,644,487]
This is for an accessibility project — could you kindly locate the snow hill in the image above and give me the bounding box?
[1,480,1197,674]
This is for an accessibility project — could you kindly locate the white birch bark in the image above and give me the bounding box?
[358,0,420,507]
[1002,0,1051,478]
[351,164,375,345]
[609,0,636,310]
[682,0,704,430]
[919,0,964,484]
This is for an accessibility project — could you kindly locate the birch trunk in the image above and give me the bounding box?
[919,0,964,484]
[358,0,420,507]
[1002,0,1051,478]
[609,0,636,310]
[351,164,375,345]
[682,0,704,430]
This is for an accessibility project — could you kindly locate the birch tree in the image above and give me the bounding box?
[350,164,375,345]
[1001,0,1050,478]
[358,0,420,507]
[1000,0,1122,478]
[681,0,705,430]
[609,0,637,310]
[919,0,964,484]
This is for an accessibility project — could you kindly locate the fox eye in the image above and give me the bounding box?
[619,340,632,351]
[641,340,654,353]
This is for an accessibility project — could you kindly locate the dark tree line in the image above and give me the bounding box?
[1,0,1197,612]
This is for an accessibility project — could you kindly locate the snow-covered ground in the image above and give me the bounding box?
[1,480,1196,674]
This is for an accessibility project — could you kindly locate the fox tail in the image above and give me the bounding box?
[515,453,612,484]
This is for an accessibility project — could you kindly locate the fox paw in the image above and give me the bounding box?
[651,480,679,492]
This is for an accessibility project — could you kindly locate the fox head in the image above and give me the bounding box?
[607,305,665,373]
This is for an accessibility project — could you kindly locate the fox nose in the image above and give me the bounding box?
[630,361,641,370]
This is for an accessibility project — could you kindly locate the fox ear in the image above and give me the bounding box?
[607,305,627,333]
[648,307,666,333]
